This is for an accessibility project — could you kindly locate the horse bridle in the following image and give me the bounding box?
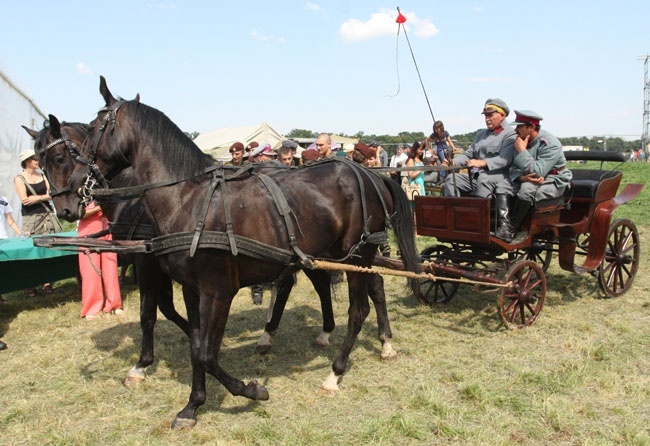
[37,125,89,198]
[75,99,129,204]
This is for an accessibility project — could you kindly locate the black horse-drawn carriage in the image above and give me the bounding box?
[414,150,643,328]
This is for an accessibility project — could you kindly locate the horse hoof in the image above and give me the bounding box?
[171,417,197,430]
[255,344,272,355]
[248,380,270,401]
[380,350,398,362]
[319,371,340,394]
[123,368,146,387]
[318,385,339,395]
[313,331,331,348]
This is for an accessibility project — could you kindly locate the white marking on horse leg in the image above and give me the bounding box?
[124,366,146,387]
[313,331,330,347]
[380,339,398,361]
[319,370,340,393]
[256,331,272,349]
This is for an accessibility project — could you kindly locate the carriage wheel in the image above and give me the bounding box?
[498,260,546,329]
[418,246,460,305]
[597,219,640,298]
[509,235,553,272]
[576,233,590,252]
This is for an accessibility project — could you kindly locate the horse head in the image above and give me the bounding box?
[70,76,141,203]
[22,115,88,222]
[73,76,213,206]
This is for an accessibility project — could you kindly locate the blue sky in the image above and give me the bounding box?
[2,1,649,140]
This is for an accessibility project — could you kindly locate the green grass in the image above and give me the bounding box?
[1,162,649,445]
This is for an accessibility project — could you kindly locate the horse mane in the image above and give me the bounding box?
[128,101,215,179]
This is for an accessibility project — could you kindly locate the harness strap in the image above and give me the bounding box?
[253,172,314,269]
[91,164,254,200]
[344,158,393,229]
[189,170,222,257]
[218,171,239,256]
[152,231,295,264]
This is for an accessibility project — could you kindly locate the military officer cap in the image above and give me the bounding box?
[482,98,510,117]
[512,110,544,126]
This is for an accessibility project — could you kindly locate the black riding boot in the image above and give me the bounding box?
[494,194,513,240]
[500,201,533,243]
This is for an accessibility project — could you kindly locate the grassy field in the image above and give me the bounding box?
[1,161,649,445]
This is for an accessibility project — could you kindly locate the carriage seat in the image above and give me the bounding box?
[565,170,620,199]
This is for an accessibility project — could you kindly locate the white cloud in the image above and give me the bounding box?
[305,2,320,12]
[250,30,287,44]
[76,62,93,75]
[339,8,438,43]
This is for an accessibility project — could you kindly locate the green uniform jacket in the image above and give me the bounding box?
[509,129,572,188]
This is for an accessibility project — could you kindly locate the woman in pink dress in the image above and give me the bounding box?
[78,201,123,319]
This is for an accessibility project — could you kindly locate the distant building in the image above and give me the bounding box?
[562,145,586,151]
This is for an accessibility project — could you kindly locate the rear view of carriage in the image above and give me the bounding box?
[414,151,643,329]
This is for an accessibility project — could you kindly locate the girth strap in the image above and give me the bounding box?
[253,172,314,269]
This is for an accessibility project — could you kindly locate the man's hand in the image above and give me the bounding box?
[519,173,544,184]
[514,135,530,153]
[466,159,487,169]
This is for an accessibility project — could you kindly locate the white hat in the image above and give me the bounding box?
[19,150,36,164]
[343,143,355,153]
[249,143,277,158]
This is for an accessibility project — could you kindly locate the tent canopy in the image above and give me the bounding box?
[194,123,284,161]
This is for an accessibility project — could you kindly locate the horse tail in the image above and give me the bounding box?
[382,176,421,296]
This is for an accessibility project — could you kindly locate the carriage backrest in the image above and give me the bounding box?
[565,169,622,201]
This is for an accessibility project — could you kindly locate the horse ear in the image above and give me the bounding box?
[134,93,140,102]
[99,75,116,106]
[22,125,39,139]
[48,114,62,138]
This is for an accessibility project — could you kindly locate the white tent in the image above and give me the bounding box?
[194,123,284,161]
[1,69,47,230]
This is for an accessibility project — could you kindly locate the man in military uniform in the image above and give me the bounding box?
[444,98,516,236]
[226,142,247,167]
[495,110,572,242]
[315,133,334,159]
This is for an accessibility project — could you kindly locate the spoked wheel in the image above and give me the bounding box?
[498,260,546,329]
[509,234,554,272]
[419,245,460,305]
[598,219,640,298]
[576,233,590,252]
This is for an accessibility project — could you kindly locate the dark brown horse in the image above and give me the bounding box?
[25,116,399,376]
[65,76,420,428]
[23,118,188,385]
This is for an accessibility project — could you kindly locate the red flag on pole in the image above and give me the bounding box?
[396,11,407,24]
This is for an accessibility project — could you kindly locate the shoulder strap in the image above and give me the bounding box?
[16,174,53,214]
